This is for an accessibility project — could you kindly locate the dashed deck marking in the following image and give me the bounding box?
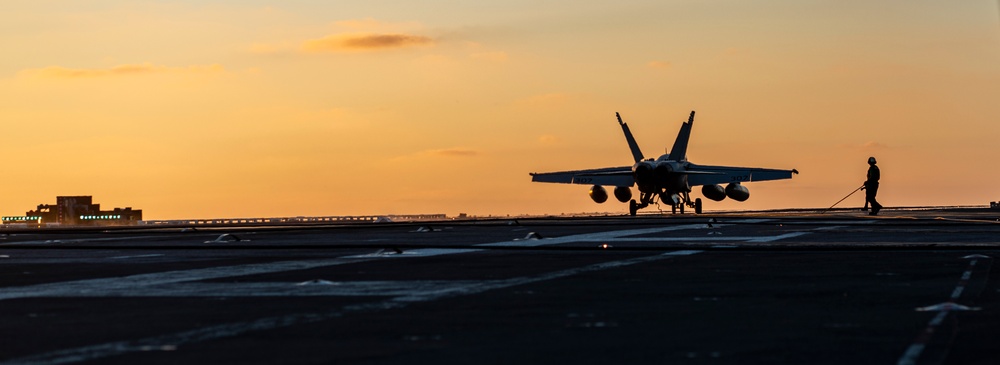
[896,255,992,365]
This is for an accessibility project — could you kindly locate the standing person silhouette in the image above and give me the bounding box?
[861,156,882,215]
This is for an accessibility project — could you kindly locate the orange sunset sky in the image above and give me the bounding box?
[2,1,999,219]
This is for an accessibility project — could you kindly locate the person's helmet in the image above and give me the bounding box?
[868,156,877,164]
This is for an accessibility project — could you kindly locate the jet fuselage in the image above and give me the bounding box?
[632,156,689,196]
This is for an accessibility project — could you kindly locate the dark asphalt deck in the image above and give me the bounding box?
[1,208,999,364]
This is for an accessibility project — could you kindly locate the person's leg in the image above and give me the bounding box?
[869,185,881,214]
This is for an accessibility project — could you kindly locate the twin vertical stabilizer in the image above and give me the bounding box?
[617,112,645,163]
[667,111,695,162]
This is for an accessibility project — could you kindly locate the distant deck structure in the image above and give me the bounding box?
[2,196,141,227]
[140,214,448,226]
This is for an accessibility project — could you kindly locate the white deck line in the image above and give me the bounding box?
[0,258,373,301]
[0,250,702,365]
[0,221,809,302]
[896,257,989,365]
[478,224,732,247]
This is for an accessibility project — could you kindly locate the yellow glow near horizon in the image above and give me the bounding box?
[1,1,999,219]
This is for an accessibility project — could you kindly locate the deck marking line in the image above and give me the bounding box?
[0,250,702,365]
[478,224,727,247]
[0,281,491,298]
[0,236,175,246]
[896,255,990,365]
[340,248,481,259]
[0,258,375,301]
[571,234,808,243]
[2,225,717,301]
[950,286,964,299]
[108,254,164,260]
[746,232,811,243]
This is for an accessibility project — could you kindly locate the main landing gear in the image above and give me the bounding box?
[629,194,703,216]
[629,199,648,216]
[680,192,703,215]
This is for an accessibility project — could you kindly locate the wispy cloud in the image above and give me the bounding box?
[302,33,434,52]
[20,63,224,78]
[537,135,560,145]
[647,60,671,70]
[862,141,889,149]
[838,141,891,150]
[250,19,452,55]
[426,148,478,157]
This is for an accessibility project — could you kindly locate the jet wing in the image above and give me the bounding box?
[530,166,635,187]
[685,164,798,186]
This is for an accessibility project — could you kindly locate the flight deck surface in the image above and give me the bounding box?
[1,208,998,364]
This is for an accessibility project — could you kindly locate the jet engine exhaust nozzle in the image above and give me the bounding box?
[633,162,655,193]
[653,163,673,186]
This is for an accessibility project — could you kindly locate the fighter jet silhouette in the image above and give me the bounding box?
[530,111,798,215]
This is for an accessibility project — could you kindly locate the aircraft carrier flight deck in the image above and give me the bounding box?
[1,207,999,365]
